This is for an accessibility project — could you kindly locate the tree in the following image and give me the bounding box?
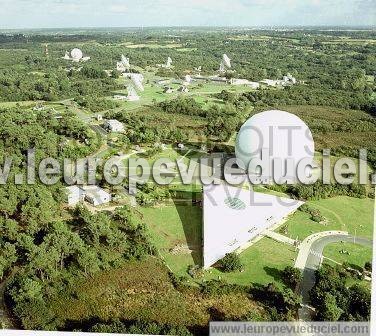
[364,261,372,272]
[320,293,343,321]
[281,266,303,290]
[219,253,243,272]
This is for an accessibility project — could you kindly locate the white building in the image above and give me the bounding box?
[259,79,279,87]
[65,186,85,206]
[157,57,173,69]
[203,183,304,269]
[113,94,128,101]
[104,119,125,133]
[230,78,260,89]
[282,73,297,85]
[82,186,111,207]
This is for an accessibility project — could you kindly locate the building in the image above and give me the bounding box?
[230,78,260,89]
[82,186,111,207]
[282,73,297,85]
[33,103,45,111]
[202,183,304,268]
[65,186,85,206]
[65,185,111,207]
[104,119,125,133]
[113,95,128,101]
[259,79,279,87]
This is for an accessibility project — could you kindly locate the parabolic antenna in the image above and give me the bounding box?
[223,54,231,68]
[71,48,83,61]
[166,57,172,67]
[121,55,130,68]
[184,75,192,84]
[235,110,314,181]
[131,74,144,92]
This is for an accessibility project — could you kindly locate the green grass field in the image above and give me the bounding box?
[204,238,298,287]
[141,194,373,287]
[323,242,372,269]
[282,196,374,241]
[141,203,299,287]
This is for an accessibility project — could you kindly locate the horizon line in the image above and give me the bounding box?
[1,24,376,32]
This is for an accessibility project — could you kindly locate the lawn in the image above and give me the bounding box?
[141,203,298,287]
[323,242,372,270]
[141,204,203,276]
[0,100,35,108]
[141,194,373,287]
[281,196,374,241]
[204,238,298,287]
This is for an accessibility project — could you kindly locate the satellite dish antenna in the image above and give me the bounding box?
[126,86,140,101]
[223,54,231,68]
[131,74,144,92]
[121,55,130,68]
[63,51,70,60]
[219,62,226,73]
[166,57,172,68]
[184,75,192,85]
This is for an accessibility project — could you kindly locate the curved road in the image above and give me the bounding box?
[297,233,372,321]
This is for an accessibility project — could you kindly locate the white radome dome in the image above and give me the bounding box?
[235,110,315,179]
[70,48,83,61]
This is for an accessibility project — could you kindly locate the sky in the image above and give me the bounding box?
[0,0,375,29]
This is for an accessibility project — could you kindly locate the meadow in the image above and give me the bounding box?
[45,257,265,330]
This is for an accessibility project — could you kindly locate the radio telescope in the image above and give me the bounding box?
[117,55,130,72]
[71,48,83,62]
[166,57,172,68]
[194,66,202,75]
[184,75,192,85]
[126,86,140,101]
[131,74,144,92]
[219,54,231,74]
[63,48,89,62]
[63,51,70,60]
[223,54,231,68]
[121,55,130,68]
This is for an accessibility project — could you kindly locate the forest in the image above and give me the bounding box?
[0,27,374,334]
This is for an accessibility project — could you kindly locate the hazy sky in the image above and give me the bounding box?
[1,0,375,29]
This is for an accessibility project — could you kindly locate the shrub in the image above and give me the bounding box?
[219,253,243,273]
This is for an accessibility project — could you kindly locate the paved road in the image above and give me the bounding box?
[297,233,372,321]
[263,230,297,246]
